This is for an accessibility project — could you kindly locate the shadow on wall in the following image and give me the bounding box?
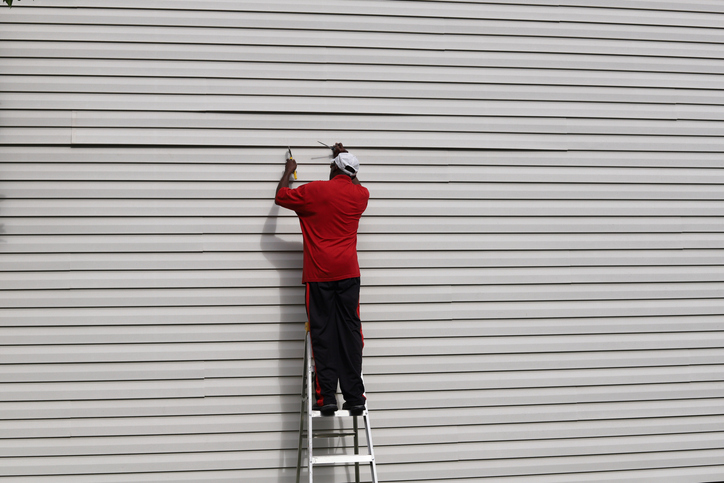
[260,203,309,479]
[260,204,306,359]
[260,201,306,352]
[260,202,304,311]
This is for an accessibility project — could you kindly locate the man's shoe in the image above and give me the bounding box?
[343,402,366,416]
[313,403,338,416]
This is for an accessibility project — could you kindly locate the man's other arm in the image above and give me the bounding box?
[275,158,298,197]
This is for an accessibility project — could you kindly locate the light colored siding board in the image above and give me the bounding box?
[6,163,724,185]
[4,179,724,200]
[4,146,723,168]
[5,62,724,95]
[5,216,724,236]
[13,1,724,28]
[1,99,722,123]
[5,40,724,75]
[3,233,724,255]
[6,199,724,217]
[5,21,724,61]
[5,266,724,291]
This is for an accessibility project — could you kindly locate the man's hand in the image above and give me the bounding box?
[332,143,347,158]
[276,158,298,196]
[285,158,297,176]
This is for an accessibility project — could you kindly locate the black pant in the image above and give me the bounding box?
[305,277,365,407]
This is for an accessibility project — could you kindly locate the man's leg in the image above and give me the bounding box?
[335,277,366,407]
[305,282,339,408]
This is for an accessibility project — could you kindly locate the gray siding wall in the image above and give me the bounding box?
[1,1,723,481]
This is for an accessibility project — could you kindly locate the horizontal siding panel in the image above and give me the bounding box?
[0,308,687,336]
[0,16,715,51]
[4,292,724,321]
[9,110,722,135]
[1,312,723,338]
[3,147,724,168]
[4,24,724,60]
[4,265,724,289]
[0,469,722,483]
[3,233,724,255]
[1,249,723,272]
[3,216,723,236]
[4,41,724,74]
[3,331,724,365]
[3,399,724,438]
[3,401,720,448]
[5,163,724,185]
[0,97,722,127]
[5,199,724,217]
[385,434,724,464]
[68,129,724,150]
[8,1,724,26]
[4,388,724,436]
[2,366,723,402]
[0,431,295,457]
[4,109,724,137]
[1,352,722,384]
[372,450,724,481]
[4,83,724,116]
[0,394,294,420]
[3,445,724,478]
[3,125,722,151]
[8,1,724,28]
[365,347,724,372]
[4,234,724,253]
[0,358,306,382]
[7,423,723,459]
[3,384,724,420]
[3,282,724,308]
[1,421,723,464]
[4,182,724,200]
[4,60,724,93]
[2,300,722,329]
[0,376,303,401]
[1,1,721,37]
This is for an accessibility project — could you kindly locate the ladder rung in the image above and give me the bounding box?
[311,409,367,418]
[311,454,374,466]
[312,432,357,438]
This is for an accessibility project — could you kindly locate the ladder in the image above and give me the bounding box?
[296,330,379,483]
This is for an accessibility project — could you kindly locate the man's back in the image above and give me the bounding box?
[276,174,369,283]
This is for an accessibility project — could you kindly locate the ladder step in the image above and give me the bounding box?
[312,432,357,438]
[312,409,367,418]
[311,454,374,466]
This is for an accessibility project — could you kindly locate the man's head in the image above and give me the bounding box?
[329,143,359,179]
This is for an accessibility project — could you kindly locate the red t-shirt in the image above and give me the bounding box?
[275,175,369,283]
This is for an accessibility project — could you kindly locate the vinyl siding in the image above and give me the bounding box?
[1,1,723,482]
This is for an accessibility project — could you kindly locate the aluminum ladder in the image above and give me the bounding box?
[296,330,379,483]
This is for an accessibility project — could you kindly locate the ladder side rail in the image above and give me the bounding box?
[306,333,315,483]
[295,332,310,483]
[353,416,360,483]
[364,412,379,483]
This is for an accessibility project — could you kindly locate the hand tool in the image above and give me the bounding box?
[318,141,335,153]
[287,147,297,180]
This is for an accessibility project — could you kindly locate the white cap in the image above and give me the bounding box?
[333,152,359,177]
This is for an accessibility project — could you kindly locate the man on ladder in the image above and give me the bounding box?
[275,142,370,416]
